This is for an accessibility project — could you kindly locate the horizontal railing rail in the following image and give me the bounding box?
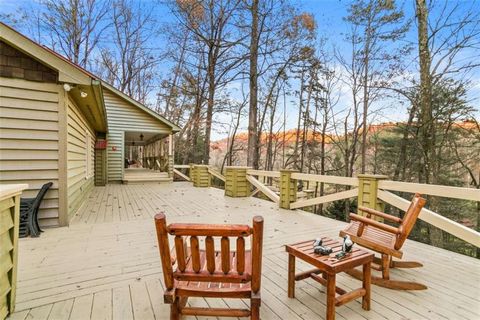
[173,164,190,169]
[290,188,358,210]
[176,164,480,248]
[291,172,359,187]
[246,169,281,178]
[378,180,479,202]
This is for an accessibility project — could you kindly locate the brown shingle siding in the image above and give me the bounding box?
[0,40,58,83]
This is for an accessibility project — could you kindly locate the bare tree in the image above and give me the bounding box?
[96,0,158,103]
[42,0,110,68]
[345,0,410,173]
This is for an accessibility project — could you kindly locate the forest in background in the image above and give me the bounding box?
[1,0,479,257]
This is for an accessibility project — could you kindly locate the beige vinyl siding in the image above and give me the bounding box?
[66,95,95,217]
[0,78,60,227]
[103,88,171,182]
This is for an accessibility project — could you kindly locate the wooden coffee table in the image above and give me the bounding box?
[286,237,374,320]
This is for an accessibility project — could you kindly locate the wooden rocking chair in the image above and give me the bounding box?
[154,213,264,319]
[339,193,427,290]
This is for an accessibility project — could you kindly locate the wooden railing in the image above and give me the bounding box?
[174,165,480,248]
[173,164,191,181]
[173,164,225,188]
[246,170,280,203]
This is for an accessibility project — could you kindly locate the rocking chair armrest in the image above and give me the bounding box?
[349,213,401,235]
[358,206,402,223]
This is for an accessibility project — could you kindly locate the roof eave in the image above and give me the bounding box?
[101,81,181,132]
[92,80,108,132]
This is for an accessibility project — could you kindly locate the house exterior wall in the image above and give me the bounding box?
[103,88,171,182]
[0,77,61,227]
[66,95,95,218]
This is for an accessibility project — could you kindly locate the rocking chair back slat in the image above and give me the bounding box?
[221,237,230,274]
[174,236,186,272]
[190,236,201,272]
[205,236,216,273]
[236,237,245,274]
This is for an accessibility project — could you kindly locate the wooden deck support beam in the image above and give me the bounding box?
[279,170,298,209]
[357,174,388,219]
[225,166,251,197]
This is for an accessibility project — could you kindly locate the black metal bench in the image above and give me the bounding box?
[19,182,53,238]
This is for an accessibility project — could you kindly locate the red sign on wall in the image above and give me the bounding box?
[95,139,108,149]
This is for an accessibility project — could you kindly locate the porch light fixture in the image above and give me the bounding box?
[140,134,144,141]
[63,83,73,91]
[80,91,88,98]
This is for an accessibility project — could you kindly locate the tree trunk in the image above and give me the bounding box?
[247,0,259,169]
[300,78,312,173]
[360,53,370,174]
[291,68,306,170]
[393,103,417,180]
[203,44,216,164]
[416,0,433,184]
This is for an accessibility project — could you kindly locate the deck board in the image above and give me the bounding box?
[8,182,480,320]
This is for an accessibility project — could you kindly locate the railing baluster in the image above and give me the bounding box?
[174,236,186,272]
[205,236,216,274]
[190,236,200,273]
[236,237,245,275]
[221,236,230,274]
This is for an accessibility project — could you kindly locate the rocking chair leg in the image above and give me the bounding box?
[170,298,181,320]
[251,295,261,320]
[381,254,390,280]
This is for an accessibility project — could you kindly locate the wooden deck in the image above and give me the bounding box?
[8,182,480,320]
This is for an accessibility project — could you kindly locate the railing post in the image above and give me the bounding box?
[167,155,174,178]
[225,166,251,197]
[193,165,210,187]
[279,170,298,209]
[357,174,388,217]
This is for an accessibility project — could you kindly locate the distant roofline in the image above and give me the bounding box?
[101,81,181,132]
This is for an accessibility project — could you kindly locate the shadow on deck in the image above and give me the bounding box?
[8,183,480,320]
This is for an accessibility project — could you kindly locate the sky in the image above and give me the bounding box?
[1,0,479,140]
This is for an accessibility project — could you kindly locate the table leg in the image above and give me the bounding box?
[362,261,371,311]
[326,272,336,320]
[288,254,295,298]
